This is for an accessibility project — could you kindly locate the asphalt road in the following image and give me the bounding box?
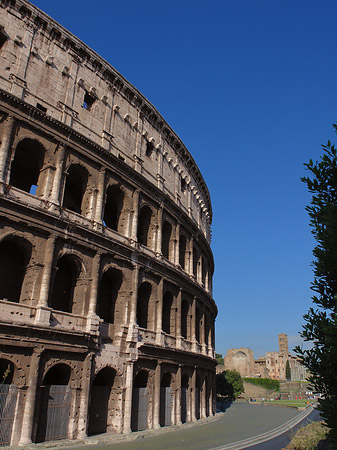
[67,403,310,450]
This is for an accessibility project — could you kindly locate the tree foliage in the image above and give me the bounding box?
[216,353,224,366]
[286,360,291,381]
[295,133,337,443]
[244,377,280,391]
[216,370,244,399]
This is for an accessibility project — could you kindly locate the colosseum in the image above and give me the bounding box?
[0,0,217,446]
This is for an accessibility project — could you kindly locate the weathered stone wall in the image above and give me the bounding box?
[0,0,217,446]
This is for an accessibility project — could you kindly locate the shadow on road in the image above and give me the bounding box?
[216,400,233,413]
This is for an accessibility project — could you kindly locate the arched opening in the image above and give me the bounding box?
[161,221,172,260]
[204,314,210,347]
[205,377,210,417]
[49,255,80,313]
[0,359,17,447]
[162,291,173,335]
[201,257,207,287]
[196,375,201,420]
[62,164,88,214]
[9,138,45,195]
[96,268,122,323]
[0,239,30,303]
[103,184,124,232]
[195,307,201,343]
[181,299,189,339]
[136,282,151,329]
[137,205,152,247]
[131,370,148,431]
[179,235,186,269]
[181,374,189,424]
[160,372,172,427]
[88,367,116,436]
[36,364,71,443]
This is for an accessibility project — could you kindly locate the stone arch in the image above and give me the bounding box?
[62,163,89,214]
[9,138,45,195]
[195,306,201,343]
[0,353,26,387]
[179,234,187,269]
[161,220,173,261]
[0,235,32,303]
[49,253,83,313]
[137,204,153,248]
[0,358,19,446]
[96,267,123,324]
[88,366,117,436]
[103,183,124,232]
[195,375,202,420]
[136,281,152,329]
[131,370,149,431]
[36,363,72,443]
[162,290,173,335]
[0,358,15,384]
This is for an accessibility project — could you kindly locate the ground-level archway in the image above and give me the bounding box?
[0,359,18,447]
[160,372,172,427]
[131,370,148,432]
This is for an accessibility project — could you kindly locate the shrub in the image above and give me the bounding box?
[244,377,280,391]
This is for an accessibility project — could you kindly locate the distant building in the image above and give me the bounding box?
[223,334,308,381]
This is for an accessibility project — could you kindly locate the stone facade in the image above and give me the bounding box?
[223,348,254,378]
[0,1,217,446]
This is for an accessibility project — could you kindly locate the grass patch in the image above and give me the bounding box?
[289,421,329,450]
[270,399,315,408]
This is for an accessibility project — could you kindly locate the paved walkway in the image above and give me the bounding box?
[53,403,306,450]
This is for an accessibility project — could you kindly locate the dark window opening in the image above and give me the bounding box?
[181,177,187,193]
[82,92,95,111]
[43,364,71,385]
[162,291,173,334]
[0,240,27,303]
[161,372,171,387]
[146,141,154,158]
[9,138,45,194]
[193,246,199,278]
[137,205,152,247]
[196,307,201,343]
[36,103,47,113]
[62,164,88,214]
[202,257,207,287]
[134,370,148,388]
[181,300,189,339]
[136,282,151,329]
[179,235,186,269]
[0,33,7,50]
[103,185,124,231]
[93,367,116,387]
[161,221,172,260]
[96,269,122,323]
[50,256,79,313]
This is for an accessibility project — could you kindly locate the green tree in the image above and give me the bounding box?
[295,134,337,443]
[216,353,224,365]
[216,370,244,399]
[286,360,291,381]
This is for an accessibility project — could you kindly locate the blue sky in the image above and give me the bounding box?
[32,0,337,358]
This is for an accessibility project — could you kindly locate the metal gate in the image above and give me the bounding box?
[181,387,187,423]
[0,385,18,447]
[131,387,148,431]
[36,385,71,442]
[160,387,172,427]
[88,386,110,436]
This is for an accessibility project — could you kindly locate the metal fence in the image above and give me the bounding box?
[0,384,18,447]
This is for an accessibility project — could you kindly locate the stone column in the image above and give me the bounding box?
[176,288,182,349]
[191,297,197,352]
[77,352,93,439]
[18,347,43,445]
[191,367,196,422]
[123,361,134,433]
[189,237,194,276]
[201,378,207,419]
[0,115,15,188]
[130,190,139,243]
[153,362,161,429]
[176,366,182,425]
[35,236,56,324]
[94,167,106,224]
[50,143,66,205]
[174,223,180,266]
[86,252,101,333]
[126,263,139,341]
[156,206,163,256]
[155,277,163,345]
